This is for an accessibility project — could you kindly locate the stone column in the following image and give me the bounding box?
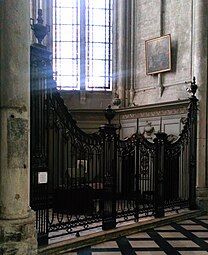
[129,0,136,106]
[115,0,126,107]
[0,0,37,254]
[192,0,208,211]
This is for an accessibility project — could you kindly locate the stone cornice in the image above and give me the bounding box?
[70,99,189,121]
[118,99,189,120]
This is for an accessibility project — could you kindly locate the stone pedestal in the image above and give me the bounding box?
[0,211,37,255]
[196,187,208,211]
[0,0,38,253]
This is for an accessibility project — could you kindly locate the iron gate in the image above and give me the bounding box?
[30,42,198,246]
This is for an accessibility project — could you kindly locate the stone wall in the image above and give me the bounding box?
[71,100,189,141]
[119,101,188,139]
[59,0,194,109]
[133,0,193,105]
[60,91,112,110]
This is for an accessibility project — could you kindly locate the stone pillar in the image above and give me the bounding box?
[0,0,37,254]
[192,0,208,211]
[129,0,136,106]
[115,0,126,107]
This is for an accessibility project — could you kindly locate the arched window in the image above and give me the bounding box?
[53,0,113,91]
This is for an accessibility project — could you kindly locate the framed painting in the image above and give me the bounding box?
[145,34,171,75]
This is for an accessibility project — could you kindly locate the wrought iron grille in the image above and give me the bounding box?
[30,42,198,245]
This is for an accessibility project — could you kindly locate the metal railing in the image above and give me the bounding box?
[30,43,198,245]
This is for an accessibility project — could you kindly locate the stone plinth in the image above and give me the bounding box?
[0,211,37,255]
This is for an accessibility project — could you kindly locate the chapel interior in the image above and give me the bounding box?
[0,0,208,254]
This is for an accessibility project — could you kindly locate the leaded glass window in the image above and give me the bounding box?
[53,0,113,91]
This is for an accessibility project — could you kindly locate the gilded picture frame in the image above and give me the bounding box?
[145,34,171,75]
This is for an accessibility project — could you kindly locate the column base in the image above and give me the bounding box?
[196,187,208,212]
[0,210,37,255]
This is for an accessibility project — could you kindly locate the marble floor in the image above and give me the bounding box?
[65,214,208,255]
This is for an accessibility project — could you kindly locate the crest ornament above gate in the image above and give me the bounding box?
[30,9,50,44]
[190,76,198,96]
[186,76,198,97]
[104,105,116,124]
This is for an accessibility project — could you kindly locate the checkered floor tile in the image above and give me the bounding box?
[65,215,208,255]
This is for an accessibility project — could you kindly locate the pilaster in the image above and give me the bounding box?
[115,0,126,107]
[192,0,208,210]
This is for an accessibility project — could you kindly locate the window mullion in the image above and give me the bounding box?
[80,0,86,90]
[108,0,112,89]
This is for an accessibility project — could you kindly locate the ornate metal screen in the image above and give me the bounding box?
[30,41,198,245]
